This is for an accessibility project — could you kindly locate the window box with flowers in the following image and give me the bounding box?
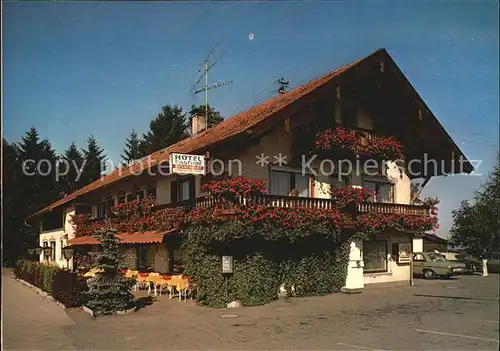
[314,127,404,160]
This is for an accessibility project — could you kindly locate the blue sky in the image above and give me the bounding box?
[3,1,499,237]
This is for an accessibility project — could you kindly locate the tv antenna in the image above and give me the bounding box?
[277,77,290,95]
[192,37,233,131]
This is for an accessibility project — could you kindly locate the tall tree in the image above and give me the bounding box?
[188,104,224,132]
[81,135,107,186]
[61,142,84,195]
[141,105,188,155]
[2,138,26,263]
[7,128,60,258]
[17,127,60,214]
[450,161,500,256]
[121,129,144,164]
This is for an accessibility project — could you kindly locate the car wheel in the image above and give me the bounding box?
[423,269,436,279]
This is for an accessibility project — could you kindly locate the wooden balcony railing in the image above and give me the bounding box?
[356,202,429,216]
[166,195,429,216]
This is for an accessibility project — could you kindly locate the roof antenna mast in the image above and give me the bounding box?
[192,37,233,131]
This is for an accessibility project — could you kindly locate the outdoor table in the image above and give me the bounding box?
[167,277,189,301]
[146,275,168,296]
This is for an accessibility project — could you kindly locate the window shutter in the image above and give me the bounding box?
[188,176,196,200]
[171,181,178,203]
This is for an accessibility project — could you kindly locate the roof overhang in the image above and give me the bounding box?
[66,229,177,246]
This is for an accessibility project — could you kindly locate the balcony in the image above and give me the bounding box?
[161,195,429,217]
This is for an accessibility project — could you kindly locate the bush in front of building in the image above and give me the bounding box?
[13,260,87,307]
[183,221,356,308]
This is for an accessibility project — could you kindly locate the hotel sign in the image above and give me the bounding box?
[169,153,206,175]
[222,256,233,274]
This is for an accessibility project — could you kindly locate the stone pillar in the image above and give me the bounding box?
[342,240,364,293]
[482,259,488,277]
[412,237,423,253]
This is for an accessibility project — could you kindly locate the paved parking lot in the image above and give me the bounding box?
[3,270,499,350]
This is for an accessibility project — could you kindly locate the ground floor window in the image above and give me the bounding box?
[136,245,155,271]
[363,239,388,273]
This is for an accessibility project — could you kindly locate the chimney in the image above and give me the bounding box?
[192,113,207,135]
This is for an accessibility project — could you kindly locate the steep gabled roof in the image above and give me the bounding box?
[29,48,472,218]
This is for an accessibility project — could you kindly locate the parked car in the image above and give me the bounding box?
[413,252,466,279]
[439,252,482,274]
[485,252,500,273]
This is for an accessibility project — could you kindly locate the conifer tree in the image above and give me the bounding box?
[81,135,107,186]
[84,225,136,316]
[121,129,143,164]
[61,141,84,195]
[141,105,188,155]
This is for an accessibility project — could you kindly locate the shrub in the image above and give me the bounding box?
[183,222,354,308]
[13,260,87,307]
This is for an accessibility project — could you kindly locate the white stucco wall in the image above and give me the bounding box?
[39,206,76,269]
[39,230,71,269]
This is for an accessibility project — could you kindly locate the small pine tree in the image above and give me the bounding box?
[84,224,136,315]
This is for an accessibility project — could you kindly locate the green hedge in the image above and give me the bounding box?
[14,260,87,307]
[183,222,358,308]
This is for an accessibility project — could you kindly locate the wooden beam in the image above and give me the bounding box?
[411,175,432,204]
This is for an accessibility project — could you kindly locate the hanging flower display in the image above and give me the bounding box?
[330,185,375,207]
[314,127,357,152]
[314,127,404,160]
[72,178,435,237]
[202,176,267,200]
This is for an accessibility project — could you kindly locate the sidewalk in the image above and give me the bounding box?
[2,269,77,350]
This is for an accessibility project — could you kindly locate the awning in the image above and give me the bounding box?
[67,229,178,246]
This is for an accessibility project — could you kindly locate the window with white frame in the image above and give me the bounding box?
[117,191,126,204]
[146,182,157,199]
[50,241,56,261]
[363,239,388,273]
[136,188,144,200]
[270,169,311,197]
[96,201,106,219]
[180,179,190,201]
[363,178,393,203]
[105,197,115,217]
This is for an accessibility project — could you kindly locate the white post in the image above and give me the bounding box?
[411,237,423,286]
[342,240,364,293]
[482,259,488,277]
